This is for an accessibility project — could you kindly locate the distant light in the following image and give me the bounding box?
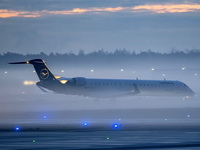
[61,70,64,73]
[194,73,198,76]
[132,71,135,74]
[22,92,25,94]
[120,69,124,72]
[106,137,110,140]
[118,118,121,121]
[187,115,190,118]
[182,67,186,70]
[185,96,190,99]
[43,115,47,119]
[23,80,36,85]
[15,127,20,131]
[151,68,155,71]
[33,71,36,73]
[83,122,89,126]
[162,74,165,77]
[164,118,168,121]
[4,71,7,74]
[112,123,120,129]
[33,140,36,143]
[90,69,94,72]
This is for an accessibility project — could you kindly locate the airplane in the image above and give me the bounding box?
[9,59,195,98]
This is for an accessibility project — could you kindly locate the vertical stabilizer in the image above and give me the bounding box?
[9,59,56,81]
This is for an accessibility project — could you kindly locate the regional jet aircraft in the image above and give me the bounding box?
[9,59,194,98]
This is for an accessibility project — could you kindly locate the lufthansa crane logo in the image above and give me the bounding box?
[40,69,49,79]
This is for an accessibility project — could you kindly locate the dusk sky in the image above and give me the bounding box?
[0,0,200,54]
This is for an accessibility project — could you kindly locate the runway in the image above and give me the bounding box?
[0,126,200,150]
[0,94,200,149]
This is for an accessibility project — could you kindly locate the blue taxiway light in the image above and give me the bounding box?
[43,115,47,119]
[83,122,89,126]
[15,127,20,131]
[112,123,121,129]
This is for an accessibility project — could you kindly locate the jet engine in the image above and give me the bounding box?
[69,77,87,86]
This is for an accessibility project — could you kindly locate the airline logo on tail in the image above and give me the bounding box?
[40,68,49,80]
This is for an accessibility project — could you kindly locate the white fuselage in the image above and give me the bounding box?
[58,78,194,98]
[10,59,195,99]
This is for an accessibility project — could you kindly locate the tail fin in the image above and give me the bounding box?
[9,59,56,81]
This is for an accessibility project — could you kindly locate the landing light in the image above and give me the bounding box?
[120,69,124,72]
[90,69,94,72]
[151,68,155,71]
[61,70,64,73]
[4,71,7,74]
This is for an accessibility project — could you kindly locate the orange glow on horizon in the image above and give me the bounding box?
[132,4,200,13]
[0,4,200,18]
[0,9,40,18]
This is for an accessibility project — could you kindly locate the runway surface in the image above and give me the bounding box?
[0,126,200,150]
[0,94,200,149]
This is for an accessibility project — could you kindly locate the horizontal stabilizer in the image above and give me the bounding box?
[9,61,29,64]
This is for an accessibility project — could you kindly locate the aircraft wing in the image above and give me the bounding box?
[107,84,140,98]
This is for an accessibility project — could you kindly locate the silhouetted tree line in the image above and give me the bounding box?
[1,49,200,69]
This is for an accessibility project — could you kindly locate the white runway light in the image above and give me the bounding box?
[61,70,64,73]
[182,67,186,70]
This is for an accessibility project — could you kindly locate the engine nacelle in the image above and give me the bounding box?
[69,77,87,86]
